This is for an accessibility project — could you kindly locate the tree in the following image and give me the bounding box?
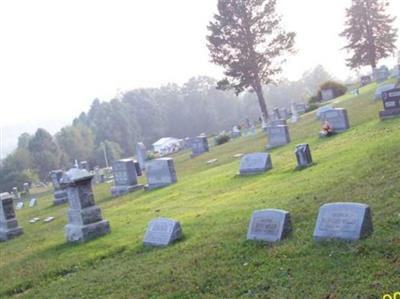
[340,0,398,71]
[207,0,295,121]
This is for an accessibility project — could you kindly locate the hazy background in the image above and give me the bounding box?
[1,0,399,156]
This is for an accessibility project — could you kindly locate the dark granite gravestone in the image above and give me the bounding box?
[134,160,142,176]
[265,125,291,149]
[247,209,291,243]
[319,108,350,132]
[145,158,177,190]
[379,88,400,120]
[50,170,68,205]
[239,153,272,175]
[136,142,147,171]
[295,144,313,168]
[61,168,110,243]
[190,136,209,158]
[143,217,182,246]
[313,202,373,241]
[0,192,23,242]
[110,159,143,197]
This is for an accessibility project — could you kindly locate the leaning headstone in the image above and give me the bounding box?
[190,136,209,158]
[0,192,23,241]
[145,158,177,190]
[136,142,147,171]
[313,202,373,241]
[110,159,144,197]
[29,198,37,208]
[50,170,68,205]
[61,168,111,243]
[379,88,400,120]
[143,217,183,246]
[239,153,272,175]
[295,144,313,168]
[247,209,291,243]
[319,108,350,132]
[265,125,291,149]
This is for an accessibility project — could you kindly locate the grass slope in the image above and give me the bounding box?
[1,82,400,298]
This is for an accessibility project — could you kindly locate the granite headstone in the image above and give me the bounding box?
[190,136,209,158]
[0,192,23,241]
[379,88,400,120]
[145,158,177,190]
[319,108,350,132]
[143,217,182,246]
[50,170,68,205]
[239,153,272,175]
[295,144,313,168]
[111,159,143,197]
[265,125,291,149]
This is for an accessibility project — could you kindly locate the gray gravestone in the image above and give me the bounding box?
[294,103,307,114]
[61,168,111,243]
[23,182,30,194]
[50,170,69,205]
[191,136,209,158]
[279,108,289,120]
[247,209,291,243]
[321,88,335,101]
[110,159,143,197]
[265,125,291,149]
[12,187,19,200]
[379,88,400,120]
[320,108,350,132]
[145,158,177,190]
[136,142,147,171]
[29,198,37,208]
[295,144,313,168]
[15,202,24,209]
[313,202,373,241]
[0,192,23,242]
[143,217,182,246]
[239,153,272,175]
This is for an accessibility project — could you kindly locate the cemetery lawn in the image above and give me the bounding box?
[1,82,400,298]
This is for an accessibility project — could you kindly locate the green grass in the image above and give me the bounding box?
[1,81,400,298]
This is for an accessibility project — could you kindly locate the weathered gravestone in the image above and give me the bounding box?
[136,142,147,171]
[111,159,144,197]
[0,192,23,242]
[295,144,313,168]
[313,202,373,241]
[143,217,183,246]
[145,158,177,190]
[265,125,291,149]
[50,170,68,205]
[379,88,400,120]
[247,209,291,243]
[319,108,350,132]
[61,168,111,243]
[29,198,37,208]
[239,153,272,175]
[190,136,209,158]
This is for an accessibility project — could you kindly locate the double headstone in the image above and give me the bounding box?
[50,170,68,205]
[265,125,291,149]
[319,108,350,132]
[239,153,272,175]
[313,202,373,241]
[0,192,23,242]
[295,144,313,168]
[143,217,183,246]
[247,209,291,243]
[190,136,209,158]
[136,142,147,171]
[61,168,111,243]
[379,88,400,120]
[111,159,143,197]
[145,158,177,190]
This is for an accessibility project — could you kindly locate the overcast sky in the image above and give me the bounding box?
[0,0,399,129]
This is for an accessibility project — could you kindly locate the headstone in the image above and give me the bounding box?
[321,88,335,101]
[61,168,111,243]
[190,136,209,158]
[374,83,396,101]
[143,217,183,246]
[230,126,241,138]
[29,198,37,208]
[265,125,291,149]
[295,144,313,168]
[15,202,24,209]
[247,209,291,243]
[134,160,142,176]
[0,193,23,241]
[23,182,30,194]
[136,142,147,171]
[110,159,144,197]
[319,108,350,132]
[12,187,19,199]
[145,158,177,190]
[239,153,272,175]
[313,202,373,241]
[279,107,289,120]
[379,88,400,120]
[44,216,55,223]
[294,103,307,114]
[29,217,40,224]
[93,166,102,184]
[50,170,68,205]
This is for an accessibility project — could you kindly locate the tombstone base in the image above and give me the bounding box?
[239,169,268,176]
[145,182,174,191]
[53,190,68,205]
[65,220,110,243]
[0,227,23,242]
[110,185,144,197]
[295,162,314,170]
[379,108,400,120]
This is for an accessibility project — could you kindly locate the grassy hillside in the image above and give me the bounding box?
[1,82,399,298]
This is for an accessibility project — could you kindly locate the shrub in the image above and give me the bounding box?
[319,81,348,98]
[214,133,230,146]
